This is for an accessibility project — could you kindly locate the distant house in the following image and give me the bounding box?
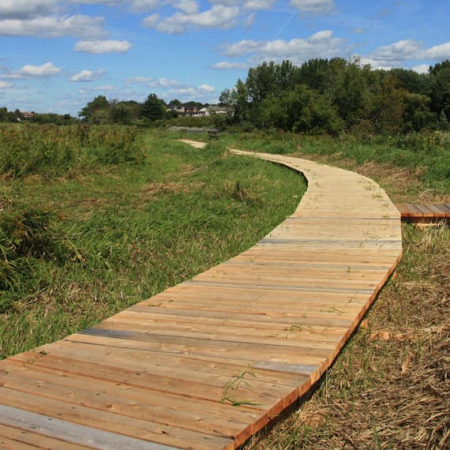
[167,105,233,117]
[22,112,34,119]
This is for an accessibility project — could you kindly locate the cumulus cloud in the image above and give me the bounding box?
[143,4,240,33]
[2,62,61,79]
[0,0,58,19]
[370,39,423,63]
[199,84,215,92]
[289,0,335,13]
[70,69,105,82]
[212,61,247,70]
[363,39,450,69]
[75,40,132,53]
[0,14,105,38]
[424,42,450,60]
[222,30,348,65]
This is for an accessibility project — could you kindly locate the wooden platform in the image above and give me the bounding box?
[0,144,402,450]
[396,203,450,223]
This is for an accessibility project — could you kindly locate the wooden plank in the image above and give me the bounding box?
[0,390,235,450]
[404,203,424,216]
[423,203,447,216]
[0,422,95,450]
[0,408,168,450]
[6,354,300,408]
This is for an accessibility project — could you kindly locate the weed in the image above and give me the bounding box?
[221,366,259,407]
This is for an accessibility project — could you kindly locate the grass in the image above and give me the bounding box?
[0,129,306,359]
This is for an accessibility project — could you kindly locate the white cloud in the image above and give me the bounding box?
[424,42,450,60]
[0,0,58,19]
[289,0,334,13]
[0,14,105,38]
[199,84,215,92]
[75,40,132,53]
[0,81,13,88]
[371,39,423,63]
[243,0,276,10]
[167,85,216,100]
[213,61,247,70]
[127,0,161,13]
[169,0,199,14]
[210,0,275,9]
[70,69,105,82]
[142,13,160,27]
[149,77,182,88]
[143,5,240,33]
[2,62,61,79]
[412,64,430,74]
[362,39,450,69]
[223,30,348,65]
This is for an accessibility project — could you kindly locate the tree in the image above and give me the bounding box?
[429,60,450,120]
[141,94,165,122]
[79,95,110,122]
[167,99,183,109]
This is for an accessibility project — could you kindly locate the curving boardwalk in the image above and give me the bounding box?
[0,145,402,450]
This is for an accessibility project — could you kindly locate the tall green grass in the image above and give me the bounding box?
[220,130,450,194]
[0,124,142,178]
[0,131,306,358]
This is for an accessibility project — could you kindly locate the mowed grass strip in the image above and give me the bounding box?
[0,130,306,359]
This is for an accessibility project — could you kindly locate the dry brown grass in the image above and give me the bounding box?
[244,162,449,450]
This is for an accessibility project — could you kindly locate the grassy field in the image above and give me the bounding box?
[0,127,306,358]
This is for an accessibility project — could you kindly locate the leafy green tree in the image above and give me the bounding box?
[167,99,183,109]
[429,60,450,120]
[141,94,166,122]
[261,84,343,135]
[79,95,110,122]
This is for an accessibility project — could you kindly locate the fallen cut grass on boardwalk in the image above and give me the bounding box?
[223,132,449,450]
[0,130,306,359]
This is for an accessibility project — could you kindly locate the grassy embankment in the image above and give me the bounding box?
[218,131,449,450]
[0,125,306,358]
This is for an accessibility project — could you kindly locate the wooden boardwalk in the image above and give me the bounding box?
[0,145,402,450]
[396,203,450,223]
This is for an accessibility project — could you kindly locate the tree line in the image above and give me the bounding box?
[219,58,450,135]
[77,95,204,125]
[2,58,449,134]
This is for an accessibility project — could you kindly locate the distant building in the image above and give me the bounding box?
[168,105,232,117]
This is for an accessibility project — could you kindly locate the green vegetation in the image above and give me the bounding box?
[0,124,142,178]
[0,128,306,358]
[221,59,450,135]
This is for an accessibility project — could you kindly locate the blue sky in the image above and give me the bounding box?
[0,0,449,116]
